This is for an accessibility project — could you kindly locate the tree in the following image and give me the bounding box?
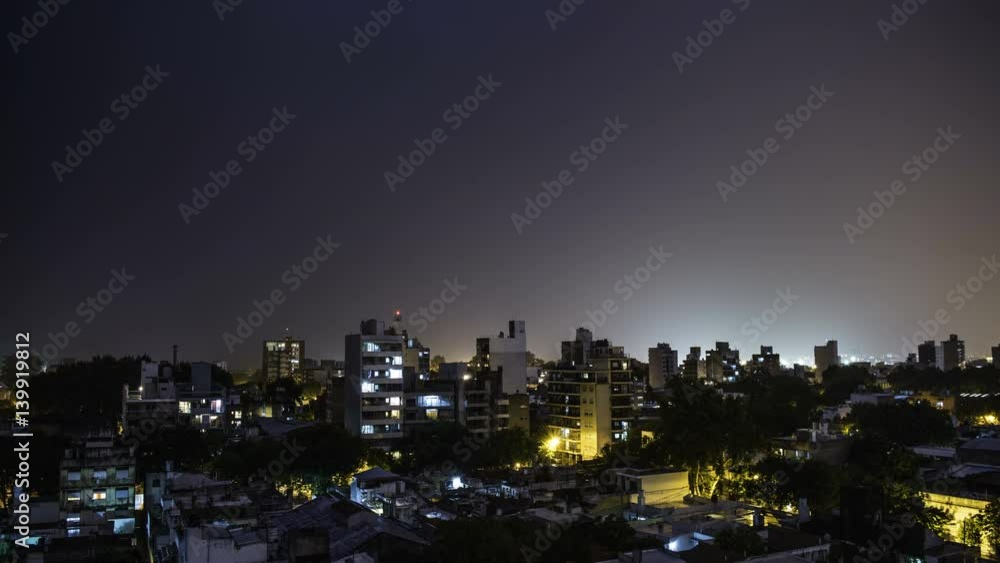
[740,456,844,513]
[820,365,874,405]
[851,401,954,446]
[431,355,445,373]
[978,497,1000,556]
[213,424,370,499]
[648,379,763,497]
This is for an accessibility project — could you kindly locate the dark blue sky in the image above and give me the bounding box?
[5,1,999,369]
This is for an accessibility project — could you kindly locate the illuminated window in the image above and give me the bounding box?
[361,382,376,394]
[392,356,403,365]
[389,369,402,379]
[67,491,81,502]
[361,425,374,435]
[211,399,223,413]
[178,401,191,414]
[389,396,401,406]
[67,513,81,524]
[426,409,438,420]
[93,490,107,500]
[68,528,80,537]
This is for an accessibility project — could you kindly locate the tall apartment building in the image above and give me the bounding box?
[440,362,491,436]
[814,340,840,383]
[942,334,965,371]
[262,335,305,382]
[648,343,678,389]
[345,317,406,447]
[546,328,634,463]
[404,337,431,380]
[918,340,937,368]
[706,342,740,382]
[682,346,703,378]
[469,321,531,435]
[473,320,528,395]
[59,433,136,537]
[750,346,782,377]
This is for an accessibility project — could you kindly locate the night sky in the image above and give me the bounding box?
[5,1,999,369]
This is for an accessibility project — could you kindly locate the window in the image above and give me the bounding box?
[392,356,403,365]
[178,401,191,414]
[67,471,81,482]
[361,425,374,435]
[388,396,401,406]
[67,528,80,537]
[93,490,107,501]
[389,368,402,379]
[67,513,81,524]
[116,468,129,480]
[152,478,161,488]
[426,409,438,420]
[67,491,81,502]
[93,470,107,481]
[116,489,130,500]
[361,382,376,394]
[211,399,223,413]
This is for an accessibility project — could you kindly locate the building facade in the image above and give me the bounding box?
[546,328,634,463]
[345,317,406,446]
[681,346,703,378]
[814,340,839,382]
[262,336,305,382]
[648,343,678,389]
[59,434,136,538]
[942,334,965,371]
[918,340,938,368]
[705,342,740,382]
[750,346,782,377]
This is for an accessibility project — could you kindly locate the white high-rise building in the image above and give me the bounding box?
[345,318,405,445]
[474,320,528,395]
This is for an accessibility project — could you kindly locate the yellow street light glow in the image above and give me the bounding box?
[545,436,561,452]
